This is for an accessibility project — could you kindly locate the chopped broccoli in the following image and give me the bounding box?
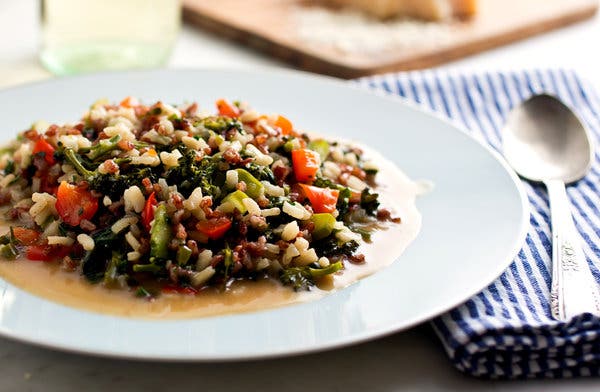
[279,262,343,291]
[62,147,156,199]
[193,116,243,134]
[164,145,221,198]
[312,236,359,258]
[81,227,120,282]
[81,134,122,161]
[360,189,380,216]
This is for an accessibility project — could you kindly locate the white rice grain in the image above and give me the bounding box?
[242,198,261,216]
[239,109,260,123]
[282,244,300,265]
[261,181,285,197]
[130,149,161,166]
[282,201,311,220]
[318,257,330,267]
[344,152,358,166]
[281,221,299,241]
[295,248,319,266]
[112,216,139,234]
[103,122,136,142]
[125,231,141,251]
[294,237,309,252]
[260,207,281,217]
[182,136,209,152]
[58,135,92,151]
[47,236,74,246]
[347,175,367,191]
[123,185,145,213]
[245,144,273,166]
[196,249,213,271]
[159,149,183,168]
[77,234,95,251]
[256,258,270,270]
[265,243,280,255]
[322,161,342,179]
[225,170,239,189]
[127,251,141,262]
[336,229,361,243]
[330,147,344,162]
[191,266,216,287]
[363,160,378,172]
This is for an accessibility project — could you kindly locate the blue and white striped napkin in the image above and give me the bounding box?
[357,70,600,379]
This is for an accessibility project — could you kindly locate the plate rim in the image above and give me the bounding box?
[0,67,530,361]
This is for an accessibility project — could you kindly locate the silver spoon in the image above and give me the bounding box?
[503,93,600,321]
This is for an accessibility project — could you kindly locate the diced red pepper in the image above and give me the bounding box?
[216,98,240,118]
[141,192,157,231]
[25,245,53,261]
[25,244,73,262]
[12,227,41,246]
[32,137,56,165]
[298,184,339,213]
[119,96,139,108]
[196,217,232,240]
[275,115,294,136]
[291,148,321,183]
[162,285,198,295]
[55,181,99,226]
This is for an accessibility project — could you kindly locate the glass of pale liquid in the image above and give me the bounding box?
[40,0,181,75]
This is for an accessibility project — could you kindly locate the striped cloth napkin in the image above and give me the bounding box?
[356,70,600,379]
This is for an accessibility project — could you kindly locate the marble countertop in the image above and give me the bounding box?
[0,1,599,390]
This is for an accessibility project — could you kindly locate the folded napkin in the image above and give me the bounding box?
[357,69,600,379]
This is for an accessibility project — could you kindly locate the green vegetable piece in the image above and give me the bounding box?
[235,169,264,199]
[308,139,330,161]
[223,245,234,279]
[176,245,192,266]
[282,140,295,152]
[279,261,343,291]
[150,204,172,260]
[0,244,18,260]
[81,227,118,282]
[309,261,343,278]
[104,251,125,285]
[221,190,249,214]
[310,213,336,240]
[135,286,152,298]
[87,134,121,161]
[360,189,380,216]
[133,264,162,273]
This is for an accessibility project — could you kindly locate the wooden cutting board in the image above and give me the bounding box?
[183,0,598,78]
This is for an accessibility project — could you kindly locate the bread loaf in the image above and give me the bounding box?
[323,0,477,20]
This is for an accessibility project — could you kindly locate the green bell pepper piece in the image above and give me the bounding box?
[150,204,172,260]
[311,213,336,240]
[176,245,192,266]
[235,169,264,199]
[221,190,249,214]
[308,139,330,161]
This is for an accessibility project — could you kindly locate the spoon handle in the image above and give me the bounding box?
[546,179,600,321]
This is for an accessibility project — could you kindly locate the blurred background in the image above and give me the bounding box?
[1,0,600,88]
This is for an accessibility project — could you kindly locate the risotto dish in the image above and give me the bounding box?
[0,97,422,318]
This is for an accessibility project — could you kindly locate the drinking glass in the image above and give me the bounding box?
[40,0,181,75]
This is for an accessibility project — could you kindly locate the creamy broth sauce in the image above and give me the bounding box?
[0,143,423,319]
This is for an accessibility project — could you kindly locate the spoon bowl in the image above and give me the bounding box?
[503,93,600,321]
[503,94,594,184]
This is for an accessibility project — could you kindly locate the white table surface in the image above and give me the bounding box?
[0,1,599,391]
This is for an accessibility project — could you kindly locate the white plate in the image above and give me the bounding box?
[0,69,528,360]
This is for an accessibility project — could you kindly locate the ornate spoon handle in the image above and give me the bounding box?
[546,179,600,320]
